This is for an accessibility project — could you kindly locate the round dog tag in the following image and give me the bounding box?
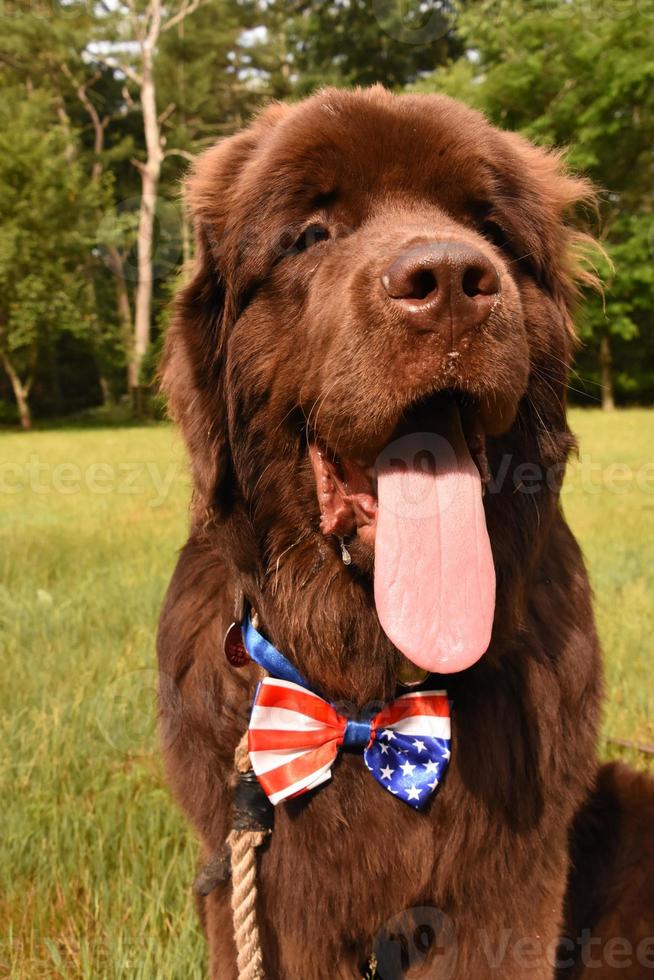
[224,622,251,667]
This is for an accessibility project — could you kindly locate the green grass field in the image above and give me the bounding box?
[1,410,653,978]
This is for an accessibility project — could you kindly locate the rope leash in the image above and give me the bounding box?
[194,730,379,980]
[227,731,271,980]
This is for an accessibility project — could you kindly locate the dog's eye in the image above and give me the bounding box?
[481,220,511,251]
[293,223,331,253]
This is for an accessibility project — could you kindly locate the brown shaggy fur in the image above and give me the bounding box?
[157,87,653,978]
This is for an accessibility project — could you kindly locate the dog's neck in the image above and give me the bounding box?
[234,555,400,705]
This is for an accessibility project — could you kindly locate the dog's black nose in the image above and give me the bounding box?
[381,241,501,343]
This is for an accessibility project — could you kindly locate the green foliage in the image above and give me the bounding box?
[275,0,458,93]
[0,88,110,387]
[233,0,458,97]
[157,0,262,141]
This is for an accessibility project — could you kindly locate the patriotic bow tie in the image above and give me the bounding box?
[242,618,451,809]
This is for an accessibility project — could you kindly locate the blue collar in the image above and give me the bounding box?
[242,615,314,691]
[242,615,376,749]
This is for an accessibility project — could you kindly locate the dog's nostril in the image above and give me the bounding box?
[462,266,483,298]
[381,267,437,301]
[411,269,437,300]
[462,264,500,299]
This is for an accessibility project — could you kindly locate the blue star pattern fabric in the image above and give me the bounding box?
[363,728,452,808]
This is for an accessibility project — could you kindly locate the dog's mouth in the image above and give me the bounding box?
[308,391,502,675]
[309,392,491,546]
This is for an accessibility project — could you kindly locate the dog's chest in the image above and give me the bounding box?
[255,716,575,979]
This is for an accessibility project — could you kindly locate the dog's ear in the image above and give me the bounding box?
[497,133,603,460]
[161,213,231,524]
[161,105,288,524]
[500,131,602,338]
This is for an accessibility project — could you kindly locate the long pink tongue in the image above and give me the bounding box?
[374,404,495,674]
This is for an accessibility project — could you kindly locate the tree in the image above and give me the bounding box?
[0,88,108,428]
[2,0,652,423]
[0,0,137,410]
[88,0,210,403]
[238,0,460,96]
[0,0,260,421]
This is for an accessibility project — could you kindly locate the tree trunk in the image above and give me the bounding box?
[106,245,136,392]
[599,334,615,411]
[98,375,114,407]
[132,38,163,402]
[47,332,64,416]
[1,351,32,430]
[181,205,192,268]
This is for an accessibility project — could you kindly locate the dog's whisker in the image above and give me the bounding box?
[531,362,603,404]
[251,458,279,498]
[271,402,304,439]
[271,532,312,596]
[529,365,570,406]
[307,378,342,447]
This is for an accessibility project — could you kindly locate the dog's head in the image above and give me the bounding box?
[163,88,596,695]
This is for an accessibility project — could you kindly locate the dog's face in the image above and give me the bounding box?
[165,88,594,686]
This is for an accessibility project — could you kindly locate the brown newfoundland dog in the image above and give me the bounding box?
[158,87,654,979]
